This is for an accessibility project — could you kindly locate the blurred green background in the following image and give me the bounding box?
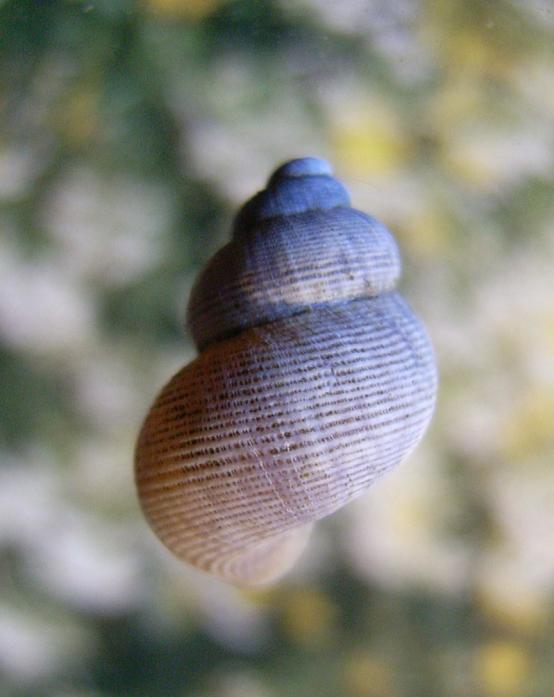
[1,0,554,695]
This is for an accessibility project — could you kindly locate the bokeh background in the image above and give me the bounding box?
[1,0,554,695]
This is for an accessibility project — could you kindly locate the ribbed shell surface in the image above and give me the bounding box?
[135,157,437,586]
[188,208,401,350]
[136,292,437,585]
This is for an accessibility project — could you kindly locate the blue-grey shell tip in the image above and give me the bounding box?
[268,157,334,182]
[233,157,351,235]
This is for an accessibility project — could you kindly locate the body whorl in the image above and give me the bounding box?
[135,158,437,586]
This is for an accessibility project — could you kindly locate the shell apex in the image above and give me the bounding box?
[233,156,351,235]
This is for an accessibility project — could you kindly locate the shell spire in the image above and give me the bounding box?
[135,157,438,587]
[232,157,350,233]
[188,157,401,350]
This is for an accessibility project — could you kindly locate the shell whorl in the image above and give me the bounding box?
[135,158,437,587]
[187,157,401,351]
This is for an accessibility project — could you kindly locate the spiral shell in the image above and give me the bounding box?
[135,157,437,587]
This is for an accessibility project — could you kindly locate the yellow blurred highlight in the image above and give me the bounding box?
[444,31,514,79]
[144,0,225,20]
[439,125,534,189]
[380,476,449,547]
[425,80,482,134]
[240,585,279,607]
[476,584,548,637]
[501,389,554,462]
[476,641,531,697]
[546,316,554,354]
[280,588,337,648]
[332,105,411,178]
[400,204,452,259]
[342,651,395,697]
[421,7,515,82]
[61,89,99,147]
[440,135,496,188]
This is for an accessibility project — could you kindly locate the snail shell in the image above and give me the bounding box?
[135,157,437,587]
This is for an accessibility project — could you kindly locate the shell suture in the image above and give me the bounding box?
[135,157,437,587]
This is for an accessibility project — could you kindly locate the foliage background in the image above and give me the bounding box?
[1,0,554,695]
